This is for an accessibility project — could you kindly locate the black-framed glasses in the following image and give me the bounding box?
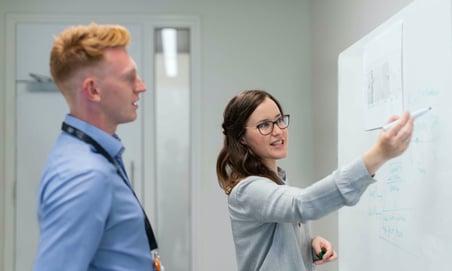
[248,114,290,135]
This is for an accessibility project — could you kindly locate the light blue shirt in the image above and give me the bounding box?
[34,115,153,271]
[228,158,375,271]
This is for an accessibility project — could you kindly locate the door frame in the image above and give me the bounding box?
[3,13,201,271]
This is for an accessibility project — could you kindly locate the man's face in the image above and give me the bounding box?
[96,47,147,128]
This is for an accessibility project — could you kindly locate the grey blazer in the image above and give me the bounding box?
[228,158,375,271]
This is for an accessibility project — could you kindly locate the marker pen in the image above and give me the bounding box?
[318,248,327,260]
[382,106,432,131]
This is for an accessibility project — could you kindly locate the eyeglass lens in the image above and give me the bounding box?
[258,115,289,135]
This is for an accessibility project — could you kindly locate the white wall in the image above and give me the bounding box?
[0,1,311,270]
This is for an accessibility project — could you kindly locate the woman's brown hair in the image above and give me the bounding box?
[216,90,286,195]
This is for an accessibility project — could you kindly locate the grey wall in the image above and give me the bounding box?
[0,0,414,270]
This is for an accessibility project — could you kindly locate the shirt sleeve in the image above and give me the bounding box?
[34,164,113,271]
[229,157,375,224]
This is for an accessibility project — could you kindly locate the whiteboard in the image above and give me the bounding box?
[338,0,452,270]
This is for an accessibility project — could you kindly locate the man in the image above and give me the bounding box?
[34,23,158,270]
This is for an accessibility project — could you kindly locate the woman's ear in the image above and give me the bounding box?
[240,136,247,145]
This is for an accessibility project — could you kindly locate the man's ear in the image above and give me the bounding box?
[82,77,101,102]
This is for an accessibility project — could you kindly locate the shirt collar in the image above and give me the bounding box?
[64,114,124,158]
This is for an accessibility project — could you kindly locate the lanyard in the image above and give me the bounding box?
[61,122,158,251]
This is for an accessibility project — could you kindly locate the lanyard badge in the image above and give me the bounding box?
[153,250,163,271]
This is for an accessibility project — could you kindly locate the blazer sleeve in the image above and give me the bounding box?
[229,157,375,223]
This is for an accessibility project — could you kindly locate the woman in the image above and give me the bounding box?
[216,90,413,271]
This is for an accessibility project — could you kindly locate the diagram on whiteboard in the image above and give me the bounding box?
[363,20,404,130]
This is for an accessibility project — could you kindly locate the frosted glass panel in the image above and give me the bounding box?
[154,28,191,271]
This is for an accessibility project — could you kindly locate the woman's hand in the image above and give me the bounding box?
[363,111,414,175]
[312,236,337,265]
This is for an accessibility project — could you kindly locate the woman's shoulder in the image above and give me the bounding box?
[228,176,291,219]
[229,175,280,199]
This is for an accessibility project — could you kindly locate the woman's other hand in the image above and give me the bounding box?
[312,235,338,265]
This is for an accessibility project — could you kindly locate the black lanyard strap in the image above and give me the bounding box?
[61,122,158,250]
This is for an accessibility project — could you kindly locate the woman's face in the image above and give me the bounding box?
[241,97,289,171]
